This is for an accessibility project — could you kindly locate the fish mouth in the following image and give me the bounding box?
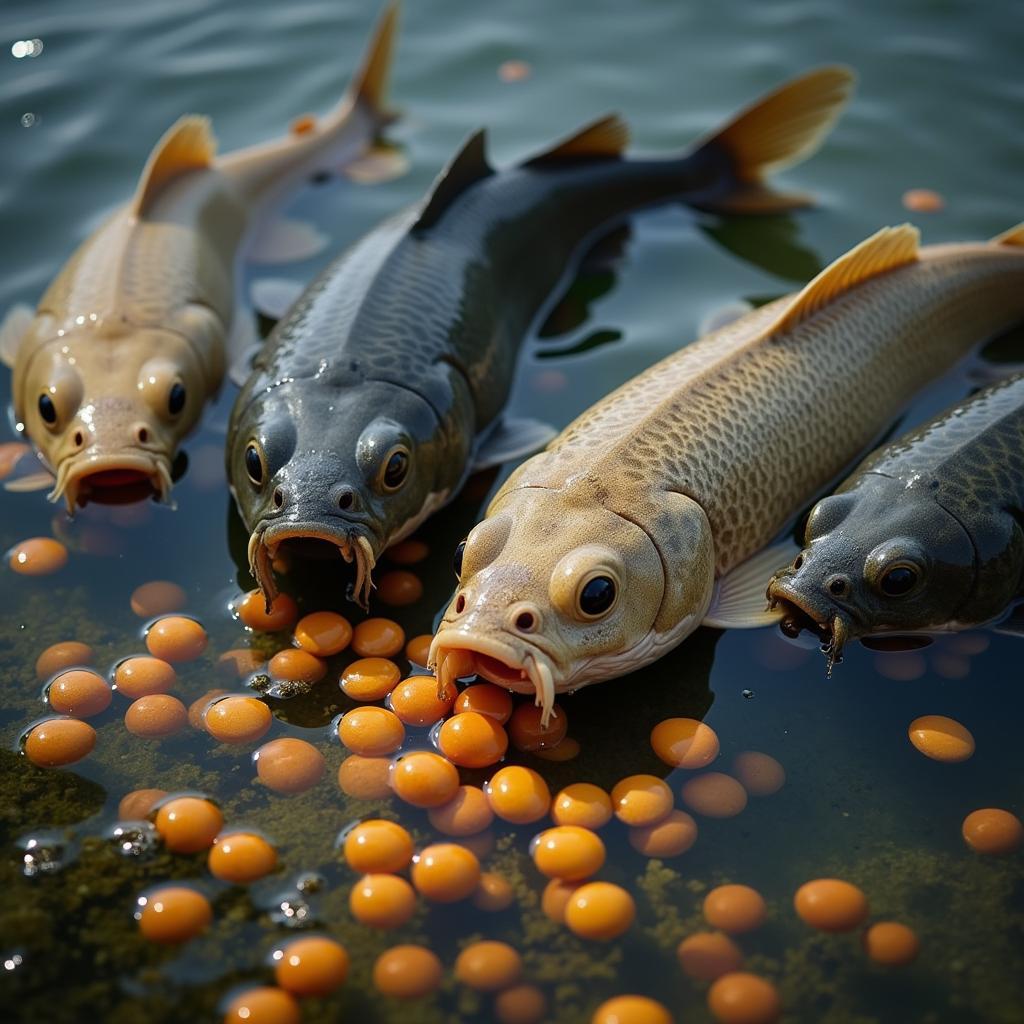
[51,450,173,512]
[767,576,856,676]
[429,628,563,728]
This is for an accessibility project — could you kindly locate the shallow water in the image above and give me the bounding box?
[1,0,1023,1021]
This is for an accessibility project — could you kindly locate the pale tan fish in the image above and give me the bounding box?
[0,4,401,511]
[430,222,1024,723]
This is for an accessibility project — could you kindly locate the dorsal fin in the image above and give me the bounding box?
[524,114,630,167]
[992,222,1024,247]
[131,115,217,216]
[411,130,493,233]
[768,224,920,335]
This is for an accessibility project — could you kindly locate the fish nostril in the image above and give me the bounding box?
[136,426,149,444]
[73,430,84,448]
[273,487,284,510]
[793,554,803,570]
[515,611,536,633]
[828,576,849,597]
[455,594,466,614]
[338,489,354,511]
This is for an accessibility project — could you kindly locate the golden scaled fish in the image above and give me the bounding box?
[430,222,1024,722]
[0,4,401,511]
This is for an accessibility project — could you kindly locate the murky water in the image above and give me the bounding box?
[2,1,1022,1021]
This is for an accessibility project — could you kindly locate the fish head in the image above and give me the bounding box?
[768,478,975,662]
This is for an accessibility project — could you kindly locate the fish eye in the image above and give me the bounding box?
[38,393,57,426]
[379,446,410,493]
[244,442,266,486]
[168,382,186,416]
[453,540,466,580]
[578,574,617,618]
[879,564,919,597]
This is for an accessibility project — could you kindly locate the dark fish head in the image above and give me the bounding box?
[230,378,461,605]
[767,478,976,664]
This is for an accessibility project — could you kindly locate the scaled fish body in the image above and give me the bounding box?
[431,223,1024,721]
[768,368,1024,662]
[0,5,399,510]
[228,67,855,605]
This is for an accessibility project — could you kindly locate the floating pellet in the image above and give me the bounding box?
[339,706,404,756]
[405,633,433,666]
[124,694,188,738]
[386,539,429,564]
[703,885,767,934]
[731,752,785,796]
[680,773,748,818]
[495,984,548,1024]
[294,611,352,656]
[236,591,299,632]
[118,788,168,821]
[47,669,111,717]
[373,945,443,999]
[551,783,613,830]
[154,796,223,853]
[391,751,460,808]
[455,683,513,723]
[130,580,186,618]
[269,648,327,684]
[23,717,95,766]
[217,648,265,679]
[337,754,393,800]
[114,656,177,698]
[473,872,514,912]
[411,842,481,902]
[564,881,635,941]
[352,617,405,658]
[908,715,975,763]
[863,921,920,965]
[794,879,868,932]
[532,825,605,881]
[455,940,522,991]
[611,774,673,827]
[508,701,567,751]
[145,616,208,662]
[137,885,212,944]
[205,695,272,744]
[223,987,300,1024]
[273,936,349,996]
[961,807,1023,855]
[677,931,744,981]
[209,832,277,883]
[438,711,508,767]
[254,738,324,794]
[541,878,581,924]
[376,570,424,606]
[350,873,417,928]
[35,640,93,680]
[9,537,67,575]
[707,972,781,1024]
[651,718,719,769]
[341,657,401,701]
[389,675,454,727]
[629,809,698,858]
[428,784,495,836]
[343,819,413,874]
[591,995,671,1024]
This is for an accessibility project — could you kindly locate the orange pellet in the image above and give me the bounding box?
[495,984,548,1024]
[154,796,223,853]
[145,616,208,662]
[341,657,402,701]
[902,188,944,212]
[707,972,781,1024]
[438,711,508,767]
[114,656,177,698]
[651,717,720,769]
[386,538,429,564]
[564,881,635,941]
[125,694,188,737]
[294,611,352,656]
[391,751,460,808]
[217,648,265,679]
[118,788,167,820]
[794,879,869,932]
[269,648,327,684]
[255,737,325,794]
[350,872,417,928]
[223,987,300,1024]
[339,706,404,756]
[137,886,212,944]
[205,695,272,744]
[552,783,613,830]
[461,829,496,861]
[209,832,277,883]
[454,683,513,723]
[541,878,580,924]
[405,634,433,667]
[23,717,95,767]
[908,715,975,763]
[962,807,1023,855]
[629,809,698,858]
[188,688,229,730]
[273,936,349,997]
[47,669,111,717]
[35,640,93,680]
[486,765,551,824]
[681,773,748,818]
[498,59,532,82]
[411,842,481,902]
[535,736,581,762]
[9,536,68,575]
[508,702,567,751]
[592,995,672,1024]
[532,825,605,881]
[130,580,186,618]
[863,921,920,965]
[343,819,413,874]
[352,617,405,658]
[389,675,454,727]
[236,590,299,632]
[611,774,673,827]
[677,931,744,981]
[455,940,522,991]
[376,570,424,606]
[731,752,785,796]
[428,784,494,836]
[338,754,393,800]
[373,945,443,999]
[704,885,767,934]
[473,872,514,911]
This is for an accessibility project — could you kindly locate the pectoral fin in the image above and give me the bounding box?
[5,469,56,493]
[249,217,330,265]
[0,303,34,368]
[342,141,410,184]
[471,417,557,471]
[703,538,801,629]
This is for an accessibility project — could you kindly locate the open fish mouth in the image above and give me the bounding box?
[51,451,173,513]
[767,577,855,676]
[429,629,563,727]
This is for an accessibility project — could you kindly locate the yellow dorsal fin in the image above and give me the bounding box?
[992,222,1024,247]
[524,114,630,166]
[131,115,217,216]
[769,224,920,335]
[349,1,400,119]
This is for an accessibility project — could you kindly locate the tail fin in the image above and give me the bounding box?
[348,1,400,123]
[992,223,1024,247]
[696,65,855,213]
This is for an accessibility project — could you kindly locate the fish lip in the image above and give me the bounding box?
[767,576,833,630]
[52,449,172,511]
[767,576,861,673]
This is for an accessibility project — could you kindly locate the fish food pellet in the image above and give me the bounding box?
[704,885,767,934]
[541,878,581,924]
[294,611,352,656]
[237,590,299,632]
[902,187,944,212]
[188,689,229,730]
[629,809,698,858]
[962,807,1023,854]
[352,617,405,658]
[338,706,404,756]
[731,752,785,796]
[24,717,95,767]
[412,842,481,902]
[223,987,300,1024]
[118,788,168,821]
[651,717,720,769]
[217,648,265,678]
[532,825,605,881]
[124,694,188,737]
[47,669,111,717]
[486,766,550,824]
[205,695,272,744]
[154,796,223,853]
[269,648,327,684]
[611,774,673,827]
[591,995,673,1024]
[137,886,212,944]
[373,945,443,999]
[386,538,429,564]
[508,701,567,751]
[391,751,460,807]
[273,936,349,997]
[428,784,494,835]
[473,872,514,911]
[794,879,868,932]
[405,633,433,666]
[337,754,393,799]
[677,931,744,981]
[340,657,401,701]
[565,881,636,941]
[350,873,417,928]
[681,773,748,818]
[35,640,93,680]
[438,711,508,767]
[255,737,325,794]
[707,972,781,1024]
[908,714,975,762]
[145,616,208,662]
[376,570,423,606]
[209,832,277,883]
[535,736,581,762]
[454,683,513,723]
[863,921,920,965]
[130,580,186,618]
[455,940,522,991]
[9,537,68,575]
[495,984,548,1024]
[114,656,177,698]
[390,675,454,726]
[552,783,613,830]
[343,819,413,874]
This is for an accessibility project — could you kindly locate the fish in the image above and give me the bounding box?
[228,65,856,607]
[429,222,1024,723]
[767,367,1024,667]
[0,3,401,511]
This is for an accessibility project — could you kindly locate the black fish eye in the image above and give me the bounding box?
[880,564,918,597]
[453,540,466,580]
[168,382,186,416]
[579,575,616,617]
[38,393,57,425]
[381,447,410,492]
[244,443,264,486]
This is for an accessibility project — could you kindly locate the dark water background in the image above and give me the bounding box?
[1,1,1022,1021]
